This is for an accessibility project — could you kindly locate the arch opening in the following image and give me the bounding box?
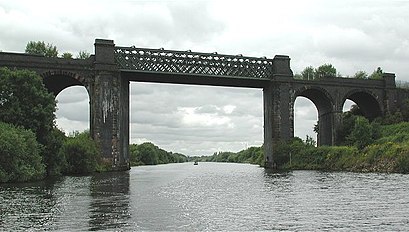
[294,97,318,144]
[294,88,334,146]
[55,86,90,135]
[343,91,382,120]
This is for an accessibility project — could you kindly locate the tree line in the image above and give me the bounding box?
[130,143,187,166]
[25,41,90,59]
[294,64,384,80]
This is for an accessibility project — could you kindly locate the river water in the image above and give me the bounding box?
[1,162,409,231]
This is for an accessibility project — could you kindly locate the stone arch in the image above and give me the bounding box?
[293,86,335,146]
[342,89,383,120]
[41,70,89,96]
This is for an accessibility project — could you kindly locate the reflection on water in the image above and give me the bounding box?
[89,171,131,230]
[1,163,409,231]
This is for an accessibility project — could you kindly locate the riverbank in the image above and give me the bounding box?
[198,122,409,174]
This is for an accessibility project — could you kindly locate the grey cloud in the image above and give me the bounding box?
[56,87,89,104]
[194,105,220,114]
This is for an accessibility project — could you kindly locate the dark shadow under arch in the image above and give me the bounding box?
[42,72,87,96]
[343,90,382,120]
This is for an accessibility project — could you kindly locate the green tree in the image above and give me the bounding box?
[347,116,374,149]
[337,111,359,145]
[25,41,58,57]
[138,142,159,165]
[369,67,383,80]
[315,64,337,79]
[62,131,99,174]
[0,68,61,175]
[301,66,315,80]
[43,127,67,176]
[0,68,56,141]
[77,51,91,59]
[61,52,73,59]
[0,122,45,182]
[353,70,368,79]
[305,135,316,146]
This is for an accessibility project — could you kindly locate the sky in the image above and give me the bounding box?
[1,0,409,156]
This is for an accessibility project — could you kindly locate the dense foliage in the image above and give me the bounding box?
[276,121,409,173]
[195,147,263,165]
[294,64,384,80]
[0,68,56,139]
[0,122,45,182]
[25,41,58,57]
[130,142,187,166]
[0,68,104,181]
[25,41,90,59]
[0,67,67,177]
[62,131,100,174]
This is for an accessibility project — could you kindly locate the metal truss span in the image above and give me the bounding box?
[114,46,274,79]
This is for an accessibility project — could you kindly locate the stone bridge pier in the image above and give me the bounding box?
[91,40,129,170]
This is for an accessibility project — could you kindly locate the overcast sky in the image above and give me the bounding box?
[1,0,409,156]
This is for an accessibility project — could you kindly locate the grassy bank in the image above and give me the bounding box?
[197,122,409,174]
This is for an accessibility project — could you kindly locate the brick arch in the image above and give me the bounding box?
[41,70,89,96]
[292,86,335,146]
[342,89,383,120]
[293,86,335,115]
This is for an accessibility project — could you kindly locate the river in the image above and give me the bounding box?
[1,162,409,231]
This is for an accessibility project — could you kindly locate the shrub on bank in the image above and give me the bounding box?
[62,131,100,175]
[0,122,45,182]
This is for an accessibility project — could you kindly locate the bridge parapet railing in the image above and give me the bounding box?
[114,46,273,79]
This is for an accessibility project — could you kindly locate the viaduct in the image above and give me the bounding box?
[0,39,407,170]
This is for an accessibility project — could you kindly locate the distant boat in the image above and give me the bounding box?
[194,161,198,165]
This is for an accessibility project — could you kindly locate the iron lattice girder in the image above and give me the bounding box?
[114,46,273,79]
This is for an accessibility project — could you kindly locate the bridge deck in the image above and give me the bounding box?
[114,46,274,80]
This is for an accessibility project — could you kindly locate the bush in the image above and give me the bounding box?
[62,131,99,175]
[0,122,45,182]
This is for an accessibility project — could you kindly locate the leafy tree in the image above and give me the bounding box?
[25,41,58,57]
[43,127,67,176]
[130,142,187,166]
[301,66,315,80]
[314,64,337,79]
[369,67,383,80]
[305,135,316,146]
[77,51,91,59]
[62,131,99,174]
[0,68,56,141]
[138,142,159,165]
[0,67,55,135]
[0,68,62,175]
[337,111,359,145]
[0,122,45,182]
[347,116,374,149]
[353,70,368,79]
[61,52,73,59]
